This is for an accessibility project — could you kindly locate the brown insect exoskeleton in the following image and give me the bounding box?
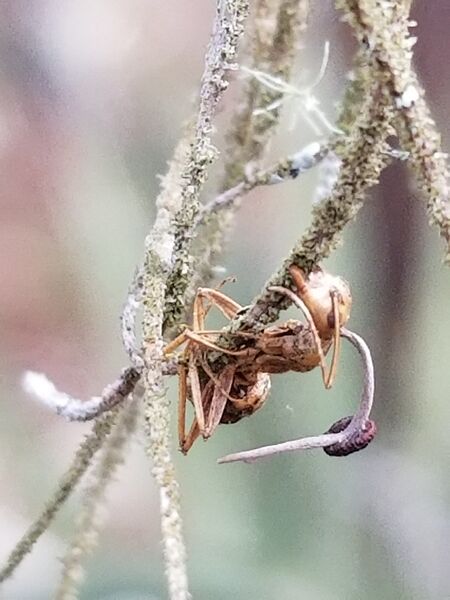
[164,265,353,454]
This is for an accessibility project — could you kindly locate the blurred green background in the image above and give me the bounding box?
[1,2,449,599]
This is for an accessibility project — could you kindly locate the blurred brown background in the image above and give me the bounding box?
[1,2,449,599]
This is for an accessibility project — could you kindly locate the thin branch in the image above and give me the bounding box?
[124,141,327,346]
[0,411,119,583]
[222,0,311,187]
[163,0,250,330]
[55,401,139,600]
[184,0,311,308]
[140,5,250,598]
[22,368,139,422]
[222,67,395,334]
[196,140,329,226]
[339,0,450,262]
[22,359,178,422]
[218,327,375,463]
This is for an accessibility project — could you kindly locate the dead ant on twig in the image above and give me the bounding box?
[165,264,376,457]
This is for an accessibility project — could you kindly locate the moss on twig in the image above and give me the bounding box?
[141,4,250,599]
[4,2,449,597]
[338,0,450,262]
[163,0,250,331]
[55,402,138,599]
[0,411,119,584]
[221,66,395,335]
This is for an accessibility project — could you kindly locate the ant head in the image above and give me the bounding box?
[289,266,352,337]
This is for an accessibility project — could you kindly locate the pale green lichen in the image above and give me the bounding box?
[4,3,449,598]
[0,410,119,584]
[186,0,311,305]
[141,138,189,600]
[222,68,395,334]
[338,0,450,263]
[163,0,250,330]
[55,402,138,600]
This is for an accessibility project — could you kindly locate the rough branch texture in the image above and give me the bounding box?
[339,0,450,261]
[55,402,138,599]
[188,0,311,304]
[141,3,250,599]
[0,411,119,583]
[222,67,395,335]
[5,2,450,598]
[163,0,250,330]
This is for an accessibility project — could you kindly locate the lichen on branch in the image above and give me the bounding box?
[0,410,119,584]
[224,66,395,334]
[163,0,250,330]
[140,3,251,599]
[339,0,450,261]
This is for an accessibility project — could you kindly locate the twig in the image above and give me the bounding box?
[124,140,327,345]
[141,5,250,598]
[339,0,450,262]
[22,368,139,422]
[163,0,250,330]
[0,411,119,583]
[222,0,311,186]
[196,141,329,226]
[187,0,311,307]
[55,401,139,600]
[222,70,395,333]
[22,359,178,422]
[218,327,375,463]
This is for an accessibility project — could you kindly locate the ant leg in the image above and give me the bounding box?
[268,285,330,387]
[183,330,249,357]
[193,287,239,332]
[199,355,237,403]
[188,360,206,434]
[165,287,222,356]
[164,329,190,355]
[181,419,201,454]
[324,291,341,389]
[196,288,243,321]
[165,328,248,357]
[178,363,188,449]
[203,365,236,439]
[289,264,309,296]
[168,288,247,356]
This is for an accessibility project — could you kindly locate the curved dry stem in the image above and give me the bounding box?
[187,0,311,306]
[218,327,374,464]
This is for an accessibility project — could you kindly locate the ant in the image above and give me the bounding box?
[164,265,364,455]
